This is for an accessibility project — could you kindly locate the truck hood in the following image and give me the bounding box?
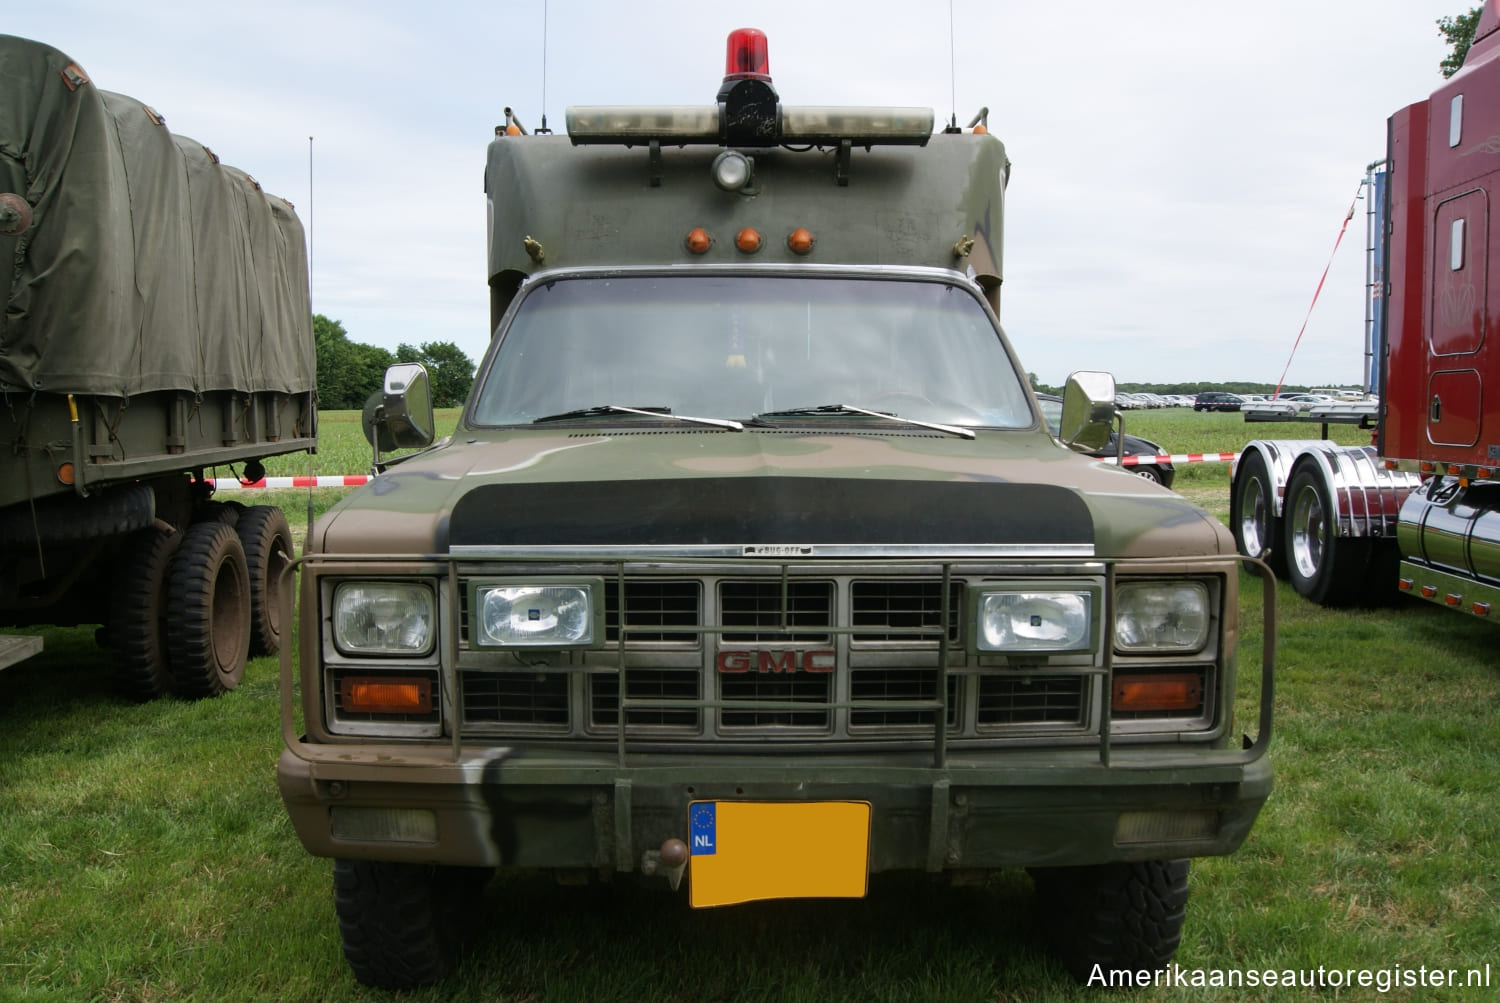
[313,428,1230,560]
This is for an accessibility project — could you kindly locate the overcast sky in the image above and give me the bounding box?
[7,1,1467,388]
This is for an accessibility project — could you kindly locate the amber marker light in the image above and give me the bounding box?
[787,227,815,254]
[1112,674,1202,714]
[685,228,713,254]
[340,676,433,715]
[735,227,762,253]
[56,461,75,485]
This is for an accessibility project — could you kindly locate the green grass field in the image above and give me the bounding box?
[3,408,1496,1001]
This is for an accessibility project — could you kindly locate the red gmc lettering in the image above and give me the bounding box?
[715,650,835,673]
[759,651,798,674]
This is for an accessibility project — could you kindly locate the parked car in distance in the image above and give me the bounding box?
[1277,393,1335,412]
[1037,393,1175,487]
[1193,391,1243,412]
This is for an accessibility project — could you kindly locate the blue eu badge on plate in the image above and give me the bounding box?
[689,802,717,856]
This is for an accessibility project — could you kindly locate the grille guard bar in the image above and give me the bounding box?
[278,553,1275,772]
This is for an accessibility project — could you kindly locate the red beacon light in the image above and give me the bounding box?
[723,28,771,83]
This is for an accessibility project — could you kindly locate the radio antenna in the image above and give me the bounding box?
[948,0,958,131]
[306,134,316,539]
[539,0,551,134]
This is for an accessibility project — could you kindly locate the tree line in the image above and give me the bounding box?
[314,314,476,410]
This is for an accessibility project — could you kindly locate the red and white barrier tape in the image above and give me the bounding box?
[1109,452,1239,467]
[210,475,370,489]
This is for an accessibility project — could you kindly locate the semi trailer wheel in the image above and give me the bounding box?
[166,520,251,698]
[1231,451,1286,578]
[1283,465,1368,606]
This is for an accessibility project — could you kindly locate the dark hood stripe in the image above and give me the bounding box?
[447,477,1092,549]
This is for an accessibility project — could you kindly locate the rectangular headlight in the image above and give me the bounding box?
[332,582,435,655]
[1114,581,1210,652]
[470,578,604,648]
[975,590,1095,653]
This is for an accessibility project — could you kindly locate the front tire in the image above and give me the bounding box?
[333,859,490,990]
[166,520,251,698]
[1032,859,1190,983]
[1283,465,1369,606]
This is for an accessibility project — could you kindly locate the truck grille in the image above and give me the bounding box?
[457,571,1093,743]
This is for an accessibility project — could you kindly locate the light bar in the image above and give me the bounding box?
[780,106,934,145]
[567,106,720,145]
[566,104,933,147]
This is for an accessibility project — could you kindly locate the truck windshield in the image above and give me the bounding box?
[469,275,1033,429]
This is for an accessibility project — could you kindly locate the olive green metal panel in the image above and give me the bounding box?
[484,133,1007,291]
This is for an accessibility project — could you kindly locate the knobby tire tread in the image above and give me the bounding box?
[333,860,488,990]
[1033,859,1190,984]
[237,505,294,657]
[109,524,181,701]
[166,520,250,699]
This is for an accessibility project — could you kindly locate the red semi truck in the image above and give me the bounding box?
[1232,2,1500,616]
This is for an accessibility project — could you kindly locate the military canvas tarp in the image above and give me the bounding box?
[0,34,314,397]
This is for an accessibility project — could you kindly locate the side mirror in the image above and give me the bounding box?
[362,364,435,465]
[1059,371,1116,451]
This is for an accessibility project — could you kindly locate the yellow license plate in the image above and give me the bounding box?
[687,800,871,908]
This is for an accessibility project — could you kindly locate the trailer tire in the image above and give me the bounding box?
[333,859,489,989]
[1031,859,1189,983]
[1284,464,1368,606]
[166,520,250,698]
[237,505,294,657]
[109,524,181,701]
[1231,451,1286,578]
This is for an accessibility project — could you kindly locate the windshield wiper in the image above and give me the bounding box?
[533,404,743,431]
[754,403,974,440]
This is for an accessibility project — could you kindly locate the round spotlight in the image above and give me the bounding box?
[712,150,754,191]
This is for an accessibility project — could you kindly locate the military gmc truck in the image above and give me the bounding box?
[278,30,1274,988]
[1,35,315,694]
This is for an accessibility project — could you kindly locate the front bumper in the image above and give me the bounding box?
[277,742,1273,873]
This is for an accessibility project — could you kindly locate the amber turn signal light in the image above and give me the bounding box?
[340,676,433,715]
[1112,673,1202,714]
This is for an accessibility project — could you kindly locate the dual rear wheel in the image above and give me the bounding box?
[109,504,293,700]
